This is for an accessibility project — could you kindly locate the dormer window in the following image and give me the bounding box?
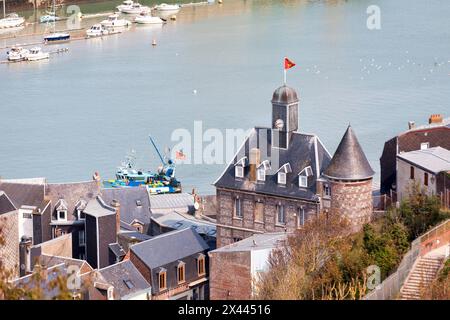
[197,254,206,276]
[298,166,313,188]
[276,163,292,185]
[257,160,270,182]
[75,199,87,220]
[158,268,167,291]
[420,142,429,150]
[54,199,68,222]
[234,157,247,179]
[177,261,186,284]
[257,167,266,181]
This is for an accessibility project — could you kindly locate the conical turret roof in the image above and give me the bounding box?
[323,125,374,180]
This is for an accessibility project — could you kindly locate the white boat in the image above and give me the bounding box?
[121,2,150,14]
[0,13,25,29]
[25,47,49,61]
[40,15,61,24]
[43,0,70,43]
[154,3,181,11]
[101,14,131,28]
[134,12,164,24]
[116,0,134,12]
[7,46,29,61]
[86,24,110,37]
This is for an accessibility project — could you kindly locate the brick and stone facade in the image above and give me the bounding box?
[0,210,19,277]
[216,189,318,247]
[209,250,251,300]
[328,179,373,232]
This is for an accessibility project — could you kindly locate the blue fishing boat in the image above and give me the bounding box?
[44,32,70,43]
[103,136,182,194]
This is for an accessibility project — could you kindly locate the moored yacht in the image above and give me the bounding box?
[44,32,70,43]
[116,0,134,12]
[0,13,25,29]
[121,2,150,14]
[25,47,49,61]
[134,12,164,24]
[7,46,29,61]
[40,14,61,23]
[154,3,181,12]
[100,14,131,28]
[86,24,110,37]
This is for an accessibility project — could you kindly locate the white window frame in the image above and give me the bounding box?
[57,210,67,222]
[323,184,331,197]
[107,287,114,300]
[235,166,244,178]
[298,207,305,228]
[234,197,242,218]
[299,176,308,188]
[278,172,287,185]
[420,142,429,150]
[257,168,266,181]
[276,204,285,225]
[77,209,85,221]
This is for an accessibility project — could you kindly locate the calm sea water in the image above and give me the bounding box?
[0,0,449,194]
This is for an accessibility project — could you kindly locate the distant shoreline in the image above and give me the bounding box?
[3,0,115,13]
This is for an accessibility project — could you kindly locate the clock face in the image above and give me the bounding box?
[275,118,284,130]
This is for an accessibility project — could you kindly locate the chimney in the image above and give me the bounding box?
[429,114,443,124]
[249,148,261,182]
[110,199,120,237]
[19,236,32,277]
[408,121,415,130]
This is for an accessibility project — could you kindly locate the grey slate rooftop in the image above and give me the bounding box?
[211,233,288,253]
[214,127,331,201]
[84,196,116,218]
[323,125,375,180]
[101,187,151,225]
[152,211,216,237]
[0,191,16,215]
[97,260,151,299]
[272,85,299,105]
[130,228,209,269]
[397,147,450,174]
[149,193,195,213]
[0,181,45,208]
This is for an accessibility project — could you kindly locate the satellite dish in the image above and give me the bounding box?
[275,119,284,130]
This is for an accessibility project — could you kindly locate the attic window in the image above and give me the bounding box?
[177,261,186,284]
[234,157,247,178]
[257,167,266,181]
[278,172,286,185]
[277,163,292,185]
[124,279,134,289]
[298,166,313,188]
[235,166,244,178]
[158,270,167,291]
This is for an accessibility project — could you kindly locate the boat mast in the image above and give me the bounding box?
[3,0,6,19]
[148,135,167,166]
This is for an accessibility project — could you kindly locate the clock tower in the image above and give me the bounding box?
[271,85,299,149]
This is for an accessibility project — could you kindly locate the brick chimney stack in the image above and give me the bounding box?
[249,148,261,182]
[408,121,415,130]
[110,199,121,237]
[429,114,443,124]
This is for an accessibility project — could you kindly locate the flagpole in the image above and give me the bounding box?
[283,68,286,85]
[283,57,286,85]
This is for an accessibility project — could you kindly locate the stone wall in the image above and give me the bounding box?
[0,210,19,278]
[216,188,318,247]
[329,179,373,232]
[209,250,252,300]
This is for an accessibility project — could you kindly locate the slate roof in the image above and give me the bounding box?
[272,85,299,105]
[149,193,195,213]
[152,211,216,237]
[84,196,116,218]
[400,117,450,136]
[101,187,151,225]
[211,232,287,253]
[130,228,209,269]
[36,254,92,273]
[0,191,16,215]
[324,125,375,180]
[108,243,126,259]
[97,260,151,299]
[214,127,331,201]
[397,147,450,174]
[0,181,45,208]
[119,231,153,242]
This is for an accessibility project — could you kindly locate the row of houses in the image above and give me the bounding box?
[1,83,449,300]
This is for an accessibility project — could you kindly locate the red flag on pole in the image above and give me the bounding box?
[284,57,296,70]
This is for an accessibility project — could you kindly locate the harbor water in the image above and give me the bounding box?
[0,0,449,194]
